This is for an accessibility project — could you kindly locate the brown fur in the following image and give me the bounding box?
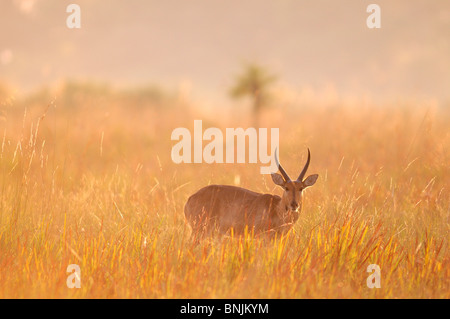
[184,150,318,241]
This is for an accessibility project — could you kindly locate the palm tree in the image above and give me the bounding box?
[230,64,276,127]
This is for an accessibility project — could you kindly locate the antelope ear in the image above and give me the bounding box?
[303,174,318,187]
[271,173,285,187]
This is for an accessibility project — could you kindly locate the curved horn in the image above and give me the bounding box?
[297,148,311,181]
[274,148,291,182]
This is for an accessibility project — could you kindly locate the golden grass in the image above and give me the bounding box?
[0,89,448,298]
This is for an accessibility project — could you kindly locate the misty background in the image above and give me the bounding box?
[1,0,449,106]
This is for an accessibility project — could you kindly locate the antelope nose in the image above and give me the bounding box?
[290,202,299,211]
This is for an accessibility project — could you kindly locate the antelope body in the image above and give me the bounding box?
[184,149,318,239]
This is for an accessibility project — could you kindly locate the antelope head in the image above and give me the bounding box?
[271,149,318,218]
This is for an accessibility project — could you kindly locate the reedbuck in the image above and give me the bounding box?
[184,149,318,240]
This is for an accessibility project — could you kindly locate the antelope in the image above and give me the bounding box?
[184,149,318,240]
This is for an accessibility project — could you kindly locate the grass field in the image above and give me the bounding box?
[0,85,448,298]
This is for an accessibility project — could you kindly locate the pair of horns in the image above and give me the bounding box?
[274,148,311,182]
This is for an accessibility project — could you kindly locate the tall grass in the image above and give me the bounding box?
[0,87,448,298]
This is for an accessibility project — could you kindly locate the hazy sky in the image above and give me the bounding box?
[1,0,449,103]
